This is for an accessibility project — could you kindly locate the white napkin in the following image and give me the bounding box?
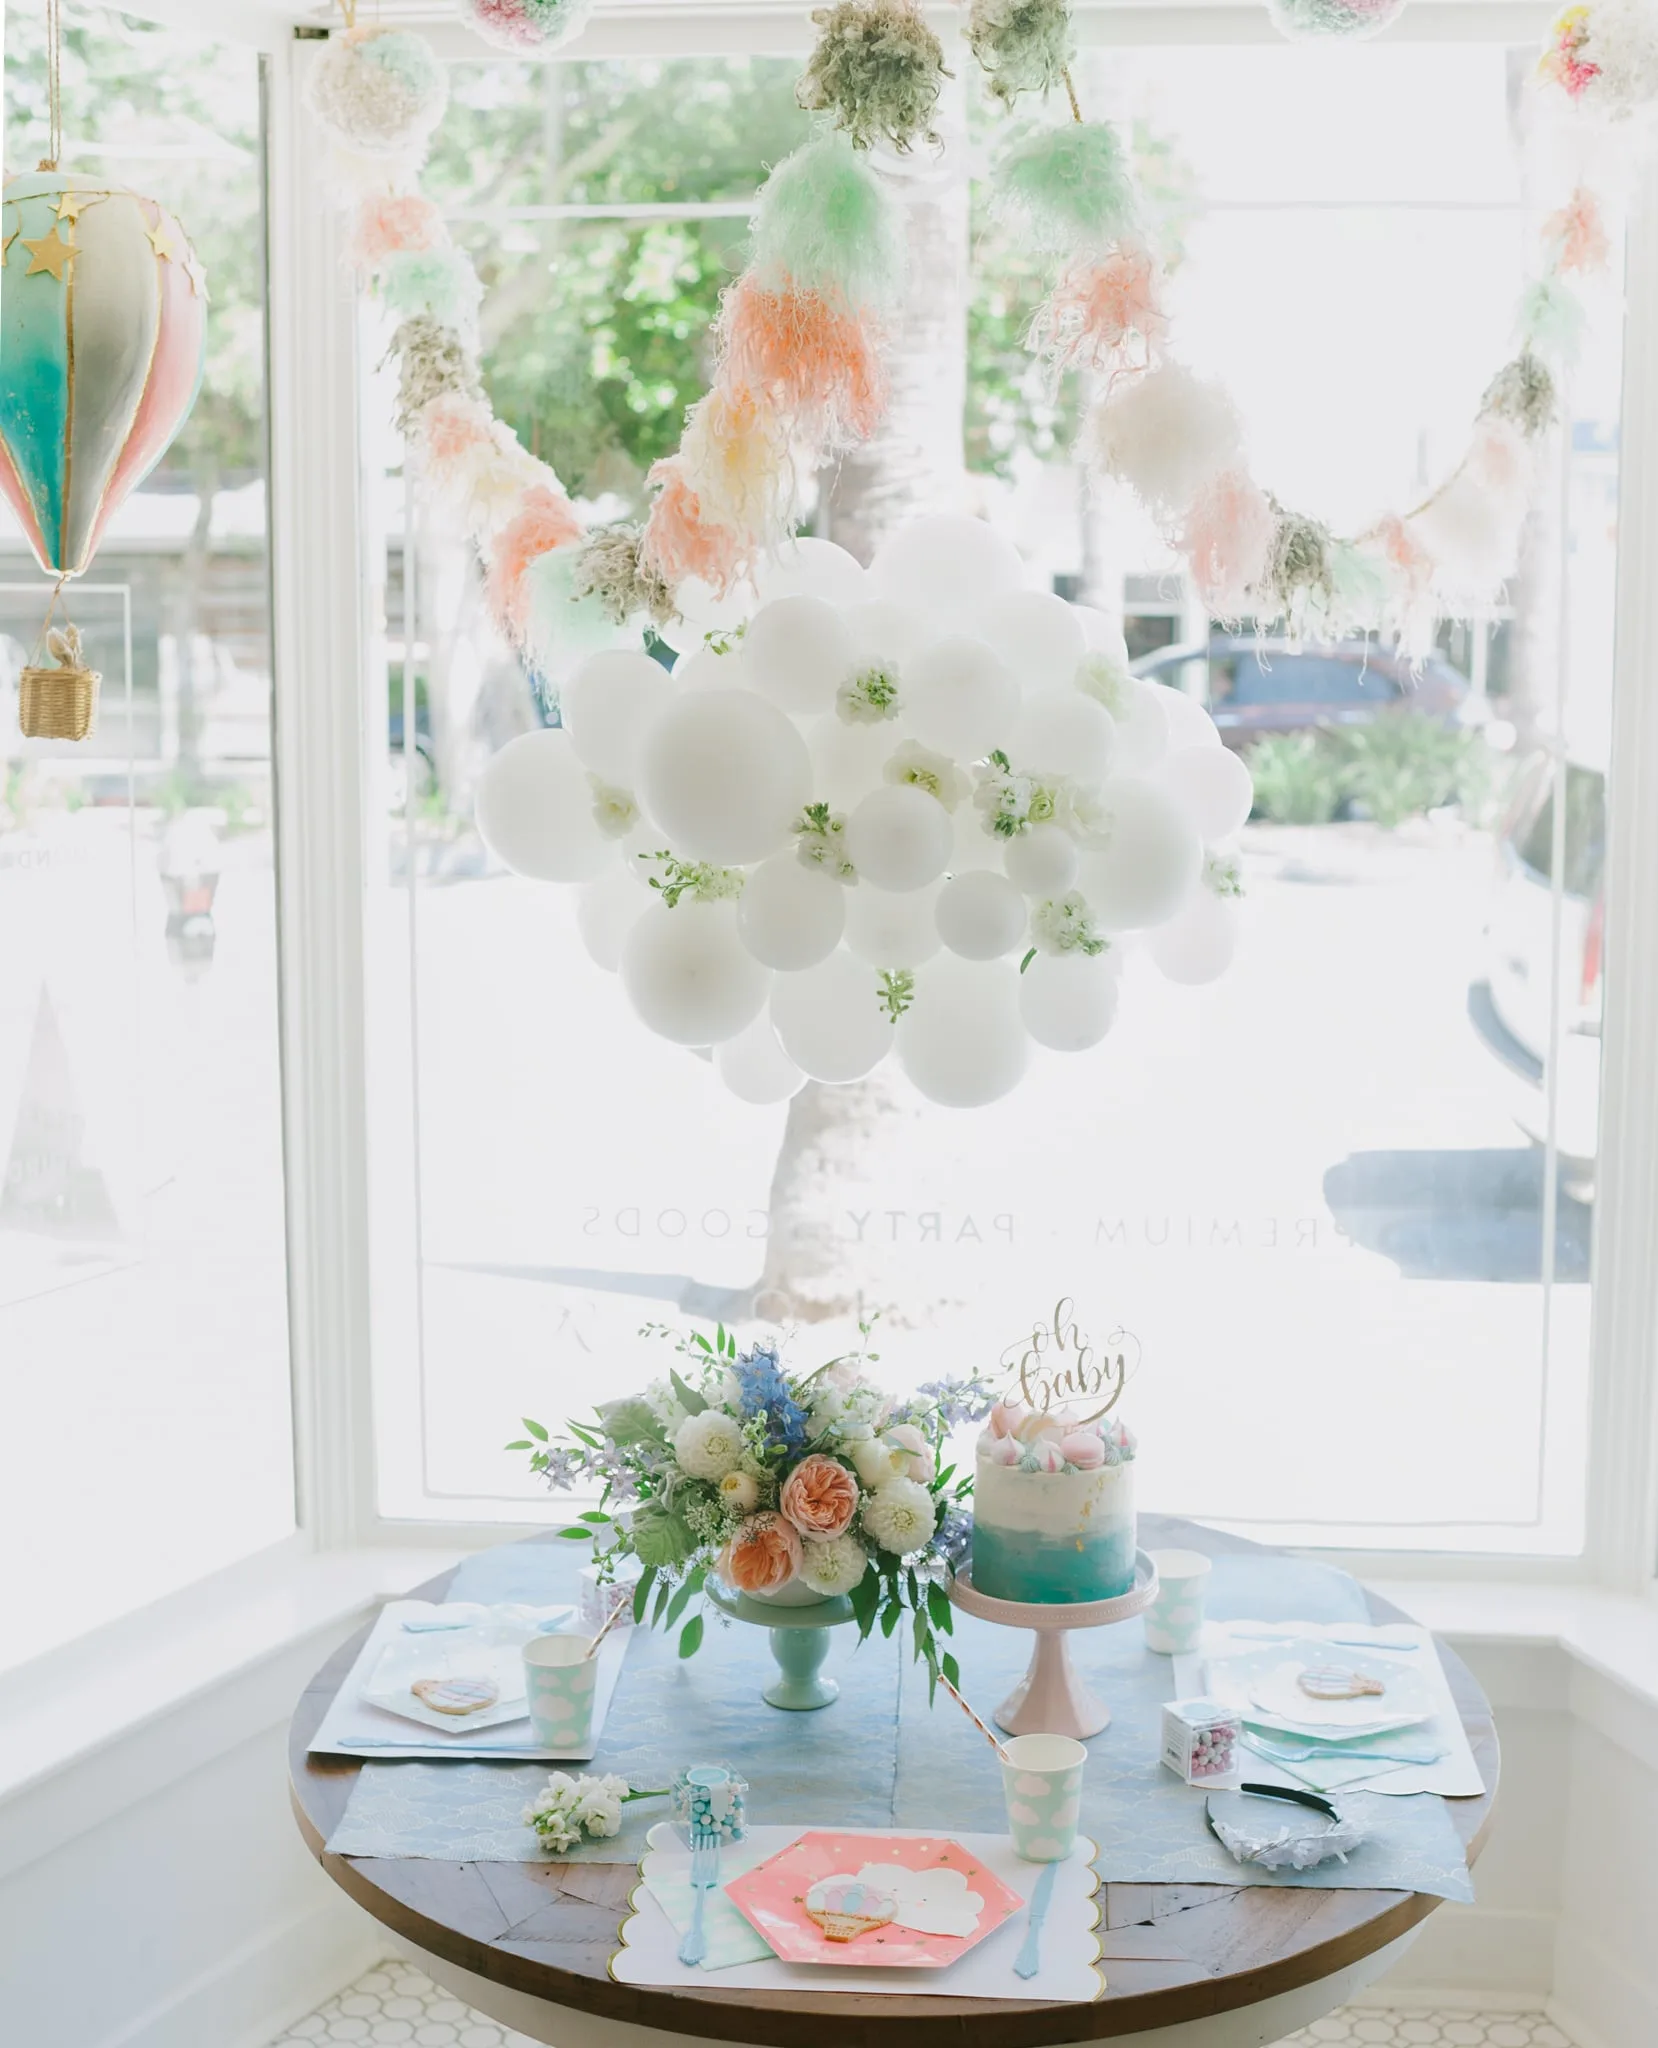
[615,1823,1103,2001]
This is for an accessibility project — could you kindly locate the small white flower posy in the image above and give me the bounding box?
[524,1769,632,1854]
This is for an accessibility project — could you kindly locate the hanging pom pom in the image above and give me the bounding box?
[995,123,1138,257]
[1028,242,1167,377]
[1258,505,1335,638]
[307,26,449,161]
[1374,513,1439,661]
[571,522,679,628]
[1180,468,1274,619]
[749,134,905,311]
[1087,363,1242,518]
[966,0,1076,106]
[718,274,887,444]
[680,384,797,544]
[1539,0,1658,117]
[641,457,750,596]
[380,246,483,334]
[412,390,497,488]
[796,0,950,153]
[1481,351,1557,437]
[1266,0,1404,41]
[487,484,585,640]
[1518,274,1587,363]
[463,0,592,52]
[1325,540,1389,637]
[353,192,445,270]
[1543,186,1611,274]
[388,316,482,434]
[1414,418,1533,607]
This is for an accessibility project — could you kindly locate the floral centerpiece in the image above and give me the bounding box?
[511,1322,996,1693]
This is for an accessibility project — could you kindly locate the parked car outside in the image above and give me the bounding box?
[1132,637,1475,749]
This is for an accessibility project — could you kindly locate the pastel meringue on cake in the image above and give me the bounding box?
[969,1400,1137,1603]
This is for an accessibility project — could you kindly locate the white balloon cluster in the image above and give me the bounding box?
[475,515,1252,1109]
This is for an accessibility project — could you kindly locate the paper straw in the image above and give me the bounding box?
[938,1672,1009,1762]
[583,1597,628,1660]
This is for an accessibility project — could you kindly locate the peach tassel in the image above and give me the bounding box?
[487,484,583,640]
[1543,186,1610,277]
[353,193,445,271]
[1180,468,1274,618]
[679,382,795,546]
[1029,242,1168,378]
[718,273,886,445]
[640,457,749,596]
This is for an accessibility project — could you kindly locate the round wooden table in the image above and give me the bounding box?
[290,1517,1497,2048]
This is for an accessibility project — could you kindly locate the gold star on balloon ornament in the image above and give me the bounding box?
[22,223,73,281]
[54,189,92,224]
[183,248,208,300]
[146,217,178,263]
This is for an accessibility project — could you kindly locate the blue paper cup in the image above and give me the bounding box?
[1000,1732,1087,1862]
[1144,1549,1212,1655]
[523,1632,598,1751]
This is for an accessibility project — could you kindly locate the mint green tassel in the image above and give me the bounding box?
[749,132,904,308]
[995,123,1137,255]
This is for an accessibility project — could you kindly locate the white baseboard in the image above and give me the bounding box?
[1552,1921,1658,2048]
[1365,1906,1557,2005]
[1546,1997,1617,2048]
[99,1893,382,2048]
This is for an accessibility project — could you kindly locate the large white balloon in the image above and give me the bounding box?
[577,865,649,971]
[870,514,1026,619]
[844,879,942,969]
[475,729,612,883]
[950,801,996,874]
[844,784,953,892]
[638,690,811,865]
[673,641,752,691]
[1077,778,1202,930]
[843,599,931,666]
[1163,745,1255,839]
[808,714,902,810]
[1101,675,1173,773]
[716,1016,808,1104]
[1072,606,1130,663]
[905,637,1020,761]
[1019,951,1121,1051]
[743,595,858,715]
[1002,821,1078,896]
[1012,693,1116,785]
[562,649,674,786]
[1147,679,1223,751]
[935,869,1028,960]
[973,591,1087,696]
[1147,889,1240,985]
[754,537,872,610]
[737,855,846,970]
[620,900,770,1046]
[896,955,1029,1107]
[771,949,894,1082]
[654,574,752,654]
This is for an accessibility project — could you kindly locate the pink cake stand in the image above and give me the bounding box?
[947,1550,1159,1740]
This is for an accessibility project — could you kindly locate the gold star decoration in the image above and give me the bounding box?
[146,217,178,263]
[182,248,208,300]
[54,189,92,224]
[22,223,73,281]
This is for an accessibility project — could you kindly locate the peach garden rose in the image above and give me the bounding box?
[722,1511,804,1595]
[778,1452,859,1540]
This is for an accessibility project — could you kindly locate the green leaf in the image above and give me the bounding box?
[691,1332,713,1354]
[880,1601,901,1639]
[926,1582,953,1635]
[942,1651,960,1688]
[578,1510,613,1524]
[632,1566,658,1625]
[557,1524,595,1540]
[848,1567,880,1638]
[1020,948,1036,974]
[653,1578,673,1626]
[669,1369,708,1416]
[913,1606,930,1662]
[504,1440,533,1452]
[631,1507,697,1570]
[678,1613,705,1658]
[523,1418,549,1442]
[664,1576,699,1629]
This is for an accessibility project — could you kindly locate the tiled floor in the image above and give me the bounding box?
[268,1965,1579,2048]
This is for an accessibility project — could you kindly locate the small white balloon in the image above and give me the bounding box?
[654,574,752,653]
[576,865,649,971]
[1147,679,1223,751]
[972,590,1087,695]
[950,800,996,874]
[562,649,674,786]
[1012,693,1117,785]
[743,594,859,715]
[1080,668,1169,774]
[806,713,901,811]
[638,690,811,865]
[754,537,872,609]
[771,949,894,1083]
[620,900,771,1046]
[843,598,931,666]
[716,1016,808,1104]
[1077,777,1202,930]
[736,855,846,970]
[1147,888,1240,985]
[1002,821,1078,896]
[1072,606,1130,663]
[1163,745,1254,840]
[844,879,942,969]
[905,637,1020,761]
[673,641,752,691]
[475,729,612,883]
[844,783,953,892]
[935,869,1028,960]
[896,955,1029,1108]
[870,514,1026,618]
[1018,951,1122,1051]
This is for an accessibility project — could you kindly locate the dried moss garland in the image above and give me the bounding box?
[388,316,481,434]
[967,0,1076,106]
[1261,504,1335,629]
[571,522,679,628]
[797,0,950,153]
[1481,351,1556,438]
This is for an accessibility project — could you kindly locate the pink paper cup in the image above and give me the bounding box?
[523,1632,598,1751]
[1000,1732,1087,1862]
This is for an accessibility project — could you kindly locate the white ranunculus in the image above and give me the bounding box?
[849,1434,903,1489]
[862,1476,938,1558]
[719,1469,760,1513]
[886,1422,935,1483]
[801,1533,872,1597]
[675,1408,746,1480]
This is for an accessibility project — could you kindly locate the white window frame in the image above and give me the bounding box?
[48,0,1658,1619]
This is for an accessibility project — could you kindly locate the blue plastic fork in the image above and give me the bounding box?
[677,1829,720,1968]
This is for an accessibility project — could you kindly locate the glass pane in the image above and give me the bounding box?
[368,43,1607,1553]
[0,5,291,1668]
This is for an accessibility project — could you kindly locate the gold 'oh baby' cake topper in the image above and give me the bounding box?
[998,1297,1139,1425]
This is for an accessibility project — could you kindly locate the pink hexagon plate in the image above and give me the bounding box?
[724,1830,1024,1969]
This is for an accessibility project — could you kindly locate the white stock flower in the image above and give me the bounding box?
[885,741,969,812]
[675,1408,747,1480]
[801,1533,872,1597]
[643,1377,690,1432]
[862,1476,938,1557]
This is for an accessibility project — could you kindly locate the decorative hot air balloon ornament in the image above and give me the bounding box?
[0,2,207,740]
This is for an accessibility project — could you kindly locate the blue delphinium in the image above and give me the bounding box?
[732,1341,810,1454]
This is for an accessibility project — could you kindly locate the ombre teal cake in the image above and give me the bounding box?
[969,1408,1137,1605]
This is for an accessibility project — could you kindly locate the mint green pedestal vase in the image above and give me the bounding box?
[705,1580,855,1710]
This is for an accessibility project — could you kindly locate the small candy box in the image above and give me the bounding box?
[1161,1698,1243,1786]
[670,1763,748,1842]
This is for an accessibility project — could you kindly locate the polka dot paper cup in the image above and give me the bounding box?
[523,1632,598,1751]
[1144,1548,1212,1656]
[1000,1732,1087,1863]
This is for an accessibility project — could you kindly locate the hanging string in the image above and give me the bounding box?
[40,0,63,171]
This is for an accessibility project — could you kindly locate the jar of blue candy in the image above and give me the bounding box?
[670,1764,747,1842]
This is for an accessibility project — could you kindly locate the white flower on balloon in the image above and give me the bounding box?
[800,1532,872,1596]
[884,741,968,812]
[589,779,640,839]
[1031,891,1108,957]
[1076,649,1132,718]
[862,1475,938,1557]
[675,1409,747,1480]
[837,664,902,724]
